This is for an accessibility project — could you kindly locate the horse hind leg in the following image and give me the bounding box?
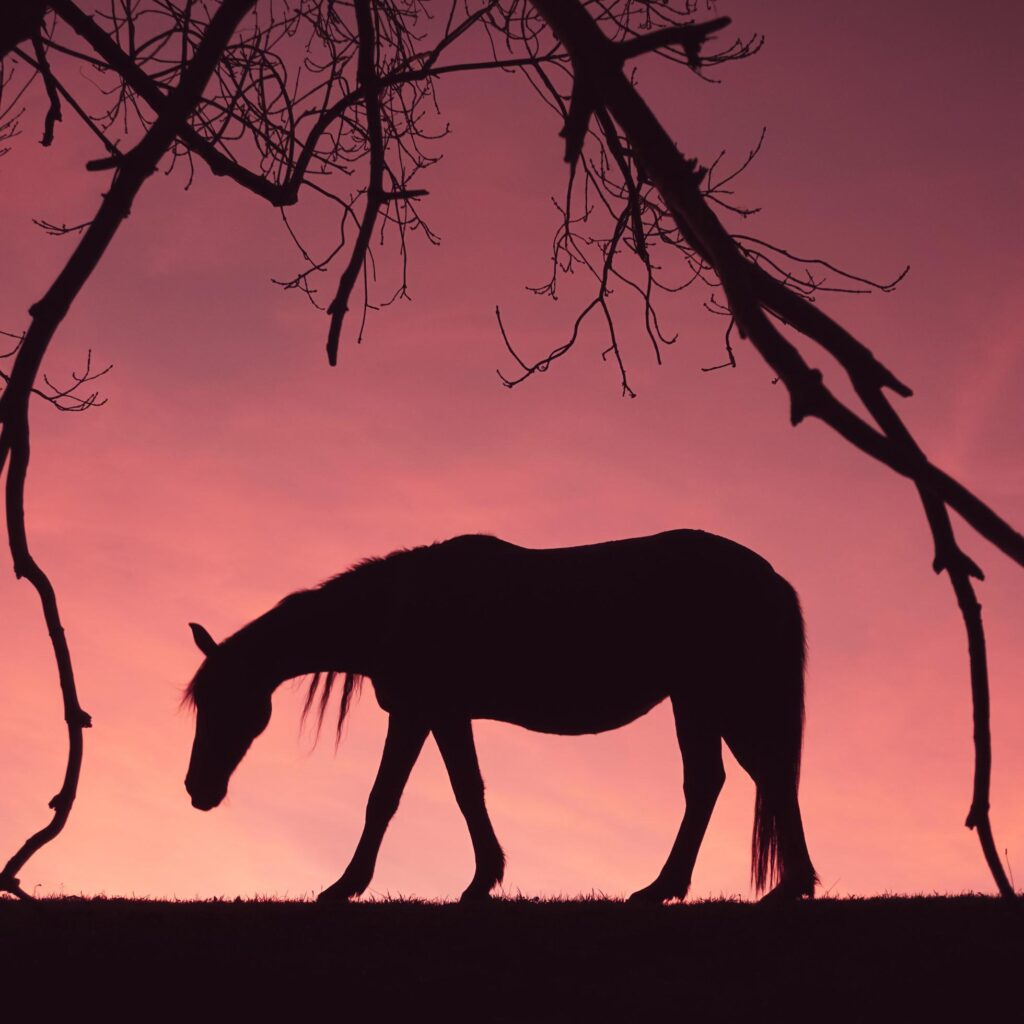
[758,785,817,904]
[723,728,817,903]
[432,717,506,903]
[629,697,724,904]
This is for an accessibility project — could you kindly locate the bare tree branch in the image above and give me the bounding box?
[325,0,384,366]
[0,0,260,900]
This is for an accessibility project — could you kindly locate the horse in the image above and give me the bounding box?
[183,530,818,903]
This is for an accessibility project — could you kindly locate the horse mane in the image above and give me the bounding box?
[317,546,410,590]
[182,662,211,710]
[301,671,364,747]
[317,535,495,592]
[181,652,365,747]
[186,543,443,732]
[296,548,436,746]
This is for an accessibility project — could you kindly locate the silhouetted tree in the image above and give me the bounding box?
[0,1,1019,901]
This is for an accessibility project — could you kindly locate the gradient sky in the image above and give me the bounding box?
[1,0,1022,900]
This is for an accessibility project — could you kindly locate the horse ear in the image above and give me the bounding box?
[189,622,218,656]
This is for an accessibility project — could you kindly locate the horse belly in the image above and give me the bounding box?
[481,694,667,735]
[455,657,669,735]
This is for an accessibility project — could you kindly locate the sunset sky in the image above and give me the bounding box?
[1,0,1022,901]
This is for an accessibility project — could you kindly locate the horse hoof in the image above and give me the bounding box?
[316,884,357,905]
[458,886,495,904]
[316,891,350,905]
[758,881,815,906]
[627,883,683,905]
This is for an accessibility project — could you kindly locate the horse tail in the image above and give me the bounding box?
[751,575,807,893]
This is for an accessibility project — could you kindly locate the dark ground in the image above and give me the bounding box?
[1,895,1020,1020]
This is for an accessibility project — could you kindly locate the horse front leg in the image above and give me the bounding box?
[317,713,429,904]
[432,717,506,903]
[629,698,724,904]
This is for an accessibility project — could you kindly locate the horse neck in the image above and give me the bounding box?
[231,584,365,685]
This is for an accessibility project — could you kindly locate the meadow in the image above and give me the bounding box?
[1,895,1019,1018]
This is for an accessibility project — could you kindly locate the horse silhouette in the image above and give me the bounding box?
[183,530,817,903]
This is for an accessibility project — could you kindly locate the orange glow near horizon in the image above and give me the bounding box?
[1,1,1022,901]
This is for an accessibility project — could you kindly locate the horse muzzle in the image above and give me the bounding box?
[185,776,226,811]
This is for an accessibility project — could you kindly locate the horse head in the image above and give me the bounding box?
[183,622,273,811]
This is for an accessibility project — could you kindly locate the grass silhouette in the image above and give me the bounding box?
[1,894,1019,1017]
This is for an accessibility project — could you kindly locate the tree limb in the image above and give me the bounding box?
[0,0,259,899]
[325,0,384,366]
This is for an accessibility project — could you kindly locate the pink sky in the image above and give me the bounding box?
[1,1,1022,900]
